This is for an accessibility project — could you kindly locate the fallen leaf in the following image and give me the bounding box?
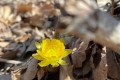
[17,4,32,13]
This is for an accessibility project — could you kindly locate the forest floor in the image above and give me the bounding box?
[0,0,120,80]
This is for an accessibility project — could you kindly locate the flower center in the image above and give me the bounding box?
[46,48,57,57]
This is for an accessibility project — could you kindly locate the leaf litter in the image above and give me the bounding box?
[0,0,119,80]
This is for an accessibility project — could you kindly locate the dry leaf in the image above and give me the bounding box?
[0,5,17,25]
[11,69,21,80]
[0,23,12,38]
[59,56,74,80]
[22,58,38,80]
[0,42,9,47]
[107,49,120,79]
[93,47,108,80]
[15,34,31,42]
[37,68,45,80]
[17,4,32,13]
[40,1,56,17]
[29,15,45,27]
[72,40,89,67]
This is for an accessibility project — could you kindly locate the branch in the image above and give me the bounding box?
[0,58,22,64]
[56,0,120,54]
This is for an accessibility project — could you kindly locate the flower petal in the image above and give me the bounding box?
[37,50,42,54]
[32,54,43,60]
[42,39,50,52]
[62,49,72,57]
[38,60,50,67]
[35,42,41,49]
[36,50,45,58]
[58,59,67,65]
[51,62,59,67]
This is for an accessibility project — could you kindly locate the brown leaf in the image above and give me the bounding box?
[93,47,108,80]
[40,1,56,17]
[29,15,45,27]
[59,65,74,80]
[11,69,21,80]
[17,4,32,13]
[107,49,120,80]
[22,58,38,80]
[37,68,45,80]
[71,40,89,67]
[15,34,31,42]
[59,57,75,80]
[2,42,18,59]
[0,23,12,38]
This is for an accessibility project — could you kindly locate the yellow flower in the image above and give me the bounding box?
[32,39,72,67]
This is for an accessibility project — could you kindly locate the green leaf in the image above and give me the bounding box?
[51,62,59,67]
[60,38,65,43]
[58,59,67,65]
[35,42,41,49]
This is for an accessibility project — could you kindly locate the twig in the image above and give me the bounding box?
[0,58,22,64]
[56,0,120,54]
[111,0,115,15]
